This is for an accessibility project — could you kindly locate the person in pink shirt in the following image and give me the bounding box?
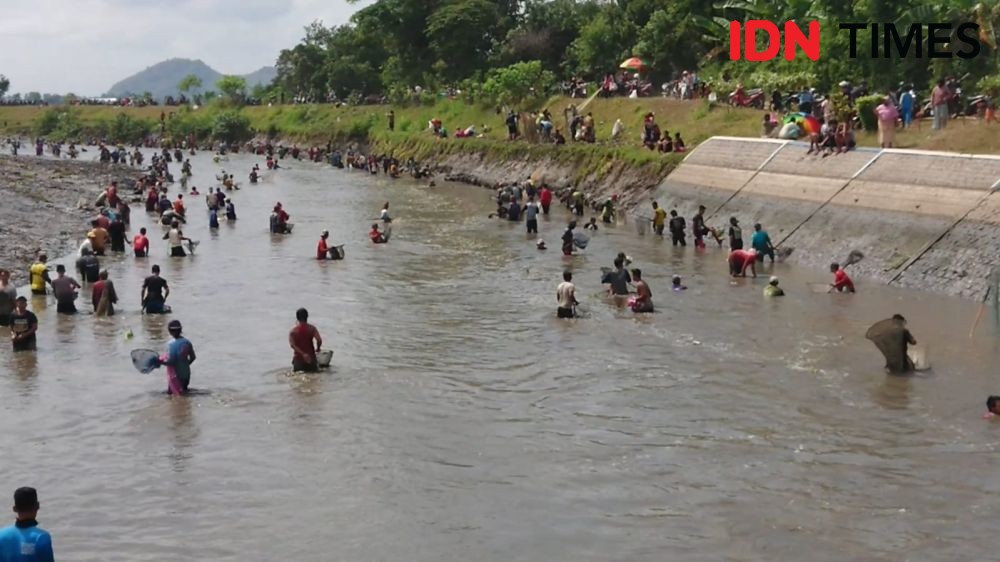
[875,97,899,148]
[728,248,758,278]
[931,78,950,130]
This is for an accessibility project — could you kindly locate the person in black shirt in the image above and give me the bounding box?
[141,264,171,314]
[76,249,100,283]
[108,216,130,253]
[668,210,686,246]
[9,297,38,351]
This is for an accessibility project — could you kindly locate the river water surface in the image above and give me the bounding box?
[3,150,1000,561]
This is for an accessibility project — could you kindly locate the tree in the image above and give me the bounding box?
[567,7,636,79]
[482,60,556,106]
[216,75,247,105]
[0,75,9,99]
[178,74,203,94]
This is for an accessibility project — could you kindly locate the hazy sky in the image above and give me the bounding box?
[0,0,366,95]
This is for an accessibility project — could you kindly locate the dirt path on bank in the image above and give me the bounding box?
[0,155,136,285]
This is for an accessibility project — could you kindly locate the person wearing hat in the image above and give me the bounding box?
[29,254,51,296]
[728,217,743,251]
[764,276,785,297]
[8,297,38,352]
[160,320,196,395]
[729,248,758,278]
[536,239,547,250]
[0,487,53,560]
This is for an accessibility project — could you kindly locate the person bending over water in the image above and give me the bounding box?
[830,262,855,293]
[370,223,388,244]
[728,248,758,278]
[289,307,323,372]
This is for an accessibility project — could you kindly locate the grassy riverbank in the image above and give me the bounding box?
[1,97,997,169]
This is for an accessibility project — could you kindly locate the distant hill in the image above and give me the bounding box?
[104,58,276,99]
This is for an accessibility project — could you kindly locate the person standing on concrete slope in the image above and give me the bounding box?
[728,217,744,250]
[651,201,667,236]
[0,487,54,561]
[668,210,686,246]
[751,223,775,262]
[692,206,709,249]
[556,271,578,319]
[524,197,540,235]
[830,263,855,293]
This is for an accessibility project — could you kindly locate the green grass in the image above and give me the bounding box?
[1,97,996,187]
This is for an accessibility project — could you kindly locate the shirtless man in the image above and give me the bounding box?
[556,271,578,319]
[630,269,653,313]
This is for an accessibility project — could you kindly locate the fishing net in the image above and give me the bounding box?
[573,231,589,249]
[865,318,911,373]
[634,217,648,235]
[130,349,161,374]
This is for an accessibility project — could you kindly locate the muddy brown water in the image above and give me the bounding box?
[2,150,1000,561]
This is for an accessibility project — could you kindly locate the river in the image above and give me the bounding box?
[2,149,1000,561]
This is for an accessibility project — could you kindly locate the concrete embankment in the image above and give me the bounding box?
[649,137,1000,298]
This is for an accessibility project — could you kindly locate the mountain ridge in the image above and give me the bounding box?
[104,58,276,99]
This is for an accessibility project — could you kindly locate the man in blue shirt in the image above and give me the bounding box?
[751,223,775,263]
[0,487,54,561]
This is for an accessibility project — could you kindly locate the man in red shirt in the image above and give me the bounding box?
[370,223,387,244]
[539,185,553,215]
[728,248,757,277]
[289,307,323,372]
[133,227,150,257]
[317,230,330,259]
[830,262,855,293]
[173,194,186,217]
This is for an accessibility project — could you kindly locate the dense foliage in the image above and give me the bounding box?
[273,0,999,102]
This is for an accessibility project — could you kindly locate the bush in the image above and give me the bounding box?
[165,108,214,143]
[35,107,83,139]
[855,95,885,131]
[108,113,153,144]
[977,75,1000,98]
[481,61,555,108]
[212,110,253,144]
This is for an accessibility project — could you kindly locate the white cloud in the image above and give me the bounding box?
[0,0,368,95]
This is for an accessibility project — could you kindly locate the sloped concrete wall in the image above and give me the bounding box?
[650,137,1000,298]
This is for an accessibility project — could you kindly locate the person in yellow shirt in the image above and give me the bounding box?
[87,219,110,255]
[29,254,51,295]
[651,201,667,236]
